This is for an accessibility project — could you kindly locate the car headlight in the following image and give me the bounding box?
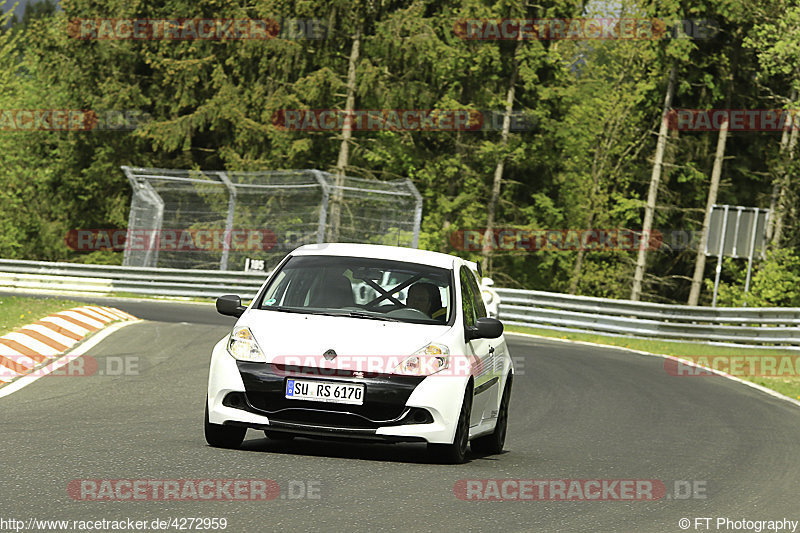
[393,343,450,376]
[227,326,266,362]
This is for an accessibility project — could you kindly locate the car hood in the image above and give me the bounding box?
[235,309,450,361]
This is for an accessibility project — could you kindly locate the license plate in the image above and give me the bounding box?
[285,379,364,405]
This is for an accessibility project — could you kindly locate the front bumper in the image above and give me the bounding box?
[207,337,470,444]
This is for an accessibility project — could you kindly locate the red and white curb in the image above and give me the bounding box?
[0,306,137,385]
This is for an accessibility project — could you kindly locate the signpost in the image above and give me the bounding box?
[704,205,769,306]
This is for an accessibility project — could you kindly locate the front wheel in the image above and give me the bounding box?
[428,385,472,464]
[471,375,512,455]
[204,404,246,449]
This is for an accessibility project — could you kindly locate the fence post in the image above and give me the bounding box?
[408,179,423,249]
[217,172,237,271]
[312,170,330,244]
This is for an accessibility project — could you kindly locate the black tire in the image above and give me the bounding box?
[264,430,295,440]
[428,384,472,464]
[471,375,512,456]
[204,404,245,449]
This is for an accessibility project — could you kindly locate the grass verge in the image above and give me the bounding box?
[0,295,84,336]
[506,325,800,401]
[106,291,216,303]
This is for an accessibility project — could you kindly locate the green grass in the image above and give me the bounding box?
[0,295,85,336]
[506,325,800,401]
[106,292,252,305]
[106,291,216,303]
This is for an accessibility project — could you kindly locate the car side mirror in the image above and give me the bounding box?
[466,317,504,341]
[216,295,246,318]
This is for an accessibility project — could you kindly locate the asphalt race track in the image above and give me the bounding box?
[1,294,799,532]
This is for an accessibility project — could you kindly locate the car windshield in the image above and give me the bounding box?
[257,255,453,325]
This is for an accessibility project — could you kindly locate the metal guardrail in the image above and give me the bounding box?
[0,259,266,299]
[496,288,800,347]
[1,259,799,346]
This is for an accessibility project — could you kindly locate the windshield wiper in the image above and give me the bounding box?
[346,311,402,322]
[263,307,342,317]
[262,306,306,314]
[261,307,402,322]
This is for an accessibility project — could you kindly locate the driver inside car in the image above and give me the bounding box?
[406,282,447,321]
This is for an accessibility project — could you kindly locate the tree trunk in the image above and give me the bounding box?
[327,26,360,242]
[687,118,730,305]
[766,91,795,242]
[630,66,675,301]
[481,40,521,273]
[771,116,799,246]
[568,140,601,295]
[568,231,588,294]
[568,179,599,294]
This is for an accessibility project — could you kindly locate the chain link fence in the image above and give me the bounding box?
[122,166,422,271]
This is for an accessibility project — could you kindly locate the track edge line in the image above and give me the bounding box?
[506,331,800,409]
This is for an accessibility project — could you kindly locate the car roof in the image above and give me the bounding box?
[290,243,468,270]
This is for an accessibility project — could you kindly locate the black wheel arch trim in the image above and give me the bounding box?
[474,376,499,396]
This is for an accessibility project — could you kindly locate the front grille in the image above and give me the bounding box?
[222,392,432,429]
[246,392,406,423]
[235,360,424,425]
[266,408,395,429]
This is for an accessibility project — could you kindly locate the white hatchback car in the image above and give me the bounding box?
[205,243,513,463]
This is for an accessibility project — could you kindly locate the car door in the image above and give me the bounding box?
[465,269,505,422]
[459,266,494,426]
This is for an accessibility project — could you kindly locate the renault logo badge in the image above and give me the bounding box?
[323,349,337,361]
